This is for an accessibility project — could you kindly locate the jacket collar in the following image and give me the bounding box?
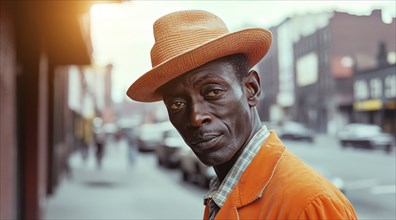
[214,131,286,218]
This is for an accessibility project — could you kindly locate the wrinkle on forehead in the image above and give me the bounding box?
[158,59,236,96]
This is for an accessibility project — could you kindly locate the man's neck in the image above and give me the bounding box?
[213,116,262,181]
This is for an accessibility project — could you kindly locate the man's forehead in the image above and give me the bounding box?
[189,68,234,84]
[177,59,235,81]
[158,57,236,94]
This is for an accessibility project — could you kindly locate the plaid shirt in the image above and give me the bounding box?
[204,125,270,220]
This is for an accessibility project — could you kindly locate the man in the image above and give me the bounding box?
[127,10,357,220]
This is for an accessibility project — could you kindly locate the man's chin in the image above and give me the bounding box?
[196,152,229,167]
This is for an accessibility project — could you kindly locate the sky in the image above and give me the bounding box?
[89,1,396,103]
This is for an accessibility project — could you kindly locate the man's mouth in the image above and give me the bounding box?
[190,134,222,150]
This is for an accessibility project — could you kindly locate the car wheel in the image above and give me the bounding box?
[385,145,392,154]
[182,170,189,182]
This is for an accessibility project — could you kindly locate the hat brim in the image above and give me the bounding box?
[127,28,272,102]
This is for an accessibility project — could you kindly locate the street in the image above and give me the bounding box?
[45,135,396,219]
[284,136,396,219]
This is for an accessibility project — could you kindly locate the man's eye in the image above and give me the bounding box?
[206,89,223,97]
[170,101,185,111]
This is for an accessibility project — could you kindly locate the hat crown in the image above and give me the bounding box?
[151,10,229,67]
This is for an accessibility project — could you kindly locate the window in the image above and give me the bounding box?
[370,78,382,98]
[354,80,368,100]
[384,74,396,98]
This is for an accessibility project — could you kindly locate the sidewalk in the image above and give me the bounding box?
[44,138,204,219]
[44,140,138,219]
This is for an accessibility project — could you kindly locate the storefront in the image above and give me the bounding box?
[354,64,396,136]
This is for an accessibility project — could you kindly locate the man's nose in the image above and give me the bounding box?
[189,101,211,127]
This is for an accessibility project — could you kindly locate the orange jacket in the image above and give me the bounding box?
[203,131,357,220]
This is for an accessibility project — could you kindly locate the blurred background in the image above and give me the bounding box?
[0,0,395,219]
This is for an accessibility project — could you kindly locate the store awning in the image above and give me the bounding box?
[354,99,382,111]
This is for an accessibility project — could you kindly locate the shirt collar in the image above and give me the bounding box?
[204,125,270,208]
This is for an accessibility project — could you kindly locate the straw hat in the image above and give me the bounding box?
[127,10,272,102]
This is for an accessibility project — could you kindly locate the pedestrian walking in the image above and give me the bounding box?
[93,117,106,169]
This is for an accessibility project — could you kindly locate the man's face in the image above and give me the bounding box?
[159,59,253,166]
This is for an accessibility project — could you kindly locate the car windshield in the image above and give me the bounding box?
[344,124,381,135]
[284,122,305,130]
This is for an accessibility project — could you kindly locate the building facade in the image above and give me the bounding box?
[353,44,396,137]
[0,1,119,219]
[257,9,396,134]
[257,12,333,125]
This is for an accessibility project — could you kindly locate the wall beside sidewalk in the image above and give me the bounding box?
[0,1,117,219]
[0,1,18,219]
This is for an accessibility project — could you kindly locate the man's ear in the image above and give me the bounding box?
[244,70,261,107]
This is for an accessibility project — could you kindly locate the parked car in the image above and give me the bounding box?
[136,121,173,152]
[338,123,395,153]
[156,128,189,168]
[179,148,216,188]
[279,121,315,142]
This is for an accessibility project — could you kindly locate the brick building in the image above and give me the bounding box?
[256,27,280,121]
[353,43,396,137]
[257,9,396,134]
